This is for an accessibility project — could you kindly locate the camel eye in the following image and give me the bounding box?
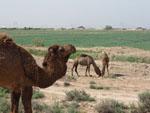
[58,47,64,52]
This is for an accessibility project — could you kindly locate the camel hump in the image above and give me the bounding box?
[80,54,88,57]
[0,33,13,45]
[0,33,13,44]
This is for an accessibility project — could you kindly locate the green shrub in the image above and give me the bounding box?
[67,102,80,113]
[89,81,96,84]
[112,55,150,64]
[66,89,95,102]
[32,90,45,99]
[95,99,128,113]
[0,97,10,113]
[32,101,51,113]
[49,102,65,113]
[67,76,77,81]
[0,87,10,97]
[90,84,110,90]
[137,91,150,112]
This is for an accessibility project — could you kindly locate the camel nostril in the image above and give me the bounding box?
[42,62,47,67]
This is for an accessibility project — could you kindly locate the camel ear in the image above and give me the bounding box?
[48,45,59,54]
[58,46,65,52]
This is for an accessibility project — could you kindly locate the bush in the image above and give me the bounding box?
[67,102,80,113]
[90,84,110,90]
[49,102,65,113]
[33,102,50,113]
[67,76,77,81]
[111,55,150,64]
[0,97,10,113]
[66,89,95,102]
[89,81,96,84]
[95,99,127,113]
[0,87,10,97]
[32,90,45,99]
[137,91,150,112]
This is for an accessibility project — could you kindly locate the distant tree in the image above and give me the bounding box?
[136,27,146,31]
[77,26,85,30]
[104,25,113,30]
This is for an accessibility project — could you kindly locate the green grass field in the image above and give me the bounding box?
[0,29,150,50]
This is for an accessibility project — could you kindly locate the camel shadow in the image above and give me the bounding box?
[109,73,126,78]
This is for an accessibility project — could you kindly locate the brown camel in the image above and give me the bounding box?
[0,33,76,113]
[71,54,101,77]
[101,52,110,76]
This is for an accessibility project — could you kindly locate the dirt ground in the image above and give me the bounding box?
[32,46,150,113]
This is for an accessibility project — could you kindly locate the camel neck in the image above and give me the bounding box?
[35,65,66,88]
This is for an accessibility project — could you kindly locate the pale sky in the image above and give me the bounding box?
[0,0,150,28]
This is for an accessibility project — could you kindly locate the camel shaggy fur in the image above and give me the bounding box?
[0,33,76,113]
[101,52,110,76]
[71,54,101,77]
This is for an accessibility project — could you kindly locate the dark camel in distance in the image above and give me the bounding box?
[71,54,101,77]
[101,52,110,76]
[0,33,76,113]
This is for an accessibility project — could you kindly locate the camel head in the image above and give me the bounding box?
[42,44,76,78]
[94,66,102,77]
[63,44,76,62]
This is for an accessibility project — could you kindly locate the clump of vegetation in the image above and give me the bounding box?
[49,102,65,113]
[111,55,150,64]
[67,102,80,113]
[138,91,150,113]
[0,97,10,113]
[89,81,96,84]
[90,84,110,90]
[28,49,46,56]
[95,99,128,113]
[129,91,150,113]
[67,75,77,81]
[64,82,71,87]
[66,89,95,102]
[32,38,45,47]
[32,90,45,99]
[0,87,10,97]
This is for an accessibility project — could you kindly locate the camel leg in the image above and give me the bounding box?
[85,66,88,76]
[106,64,109,76]
[71,64,75,76]
[88,65,92,77]
[74,64,79,77]
[11,90,21,113]
[21,86,33,113]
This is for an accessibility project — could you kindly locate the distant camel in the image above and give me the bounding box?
[71,54,101,77]
[0,33,76,113]
[101,52,110,76]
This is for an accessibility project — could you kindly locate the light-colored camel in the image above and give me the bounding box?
[0,33,76,113]
[101,52,110,76]
[71,54,101,77]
